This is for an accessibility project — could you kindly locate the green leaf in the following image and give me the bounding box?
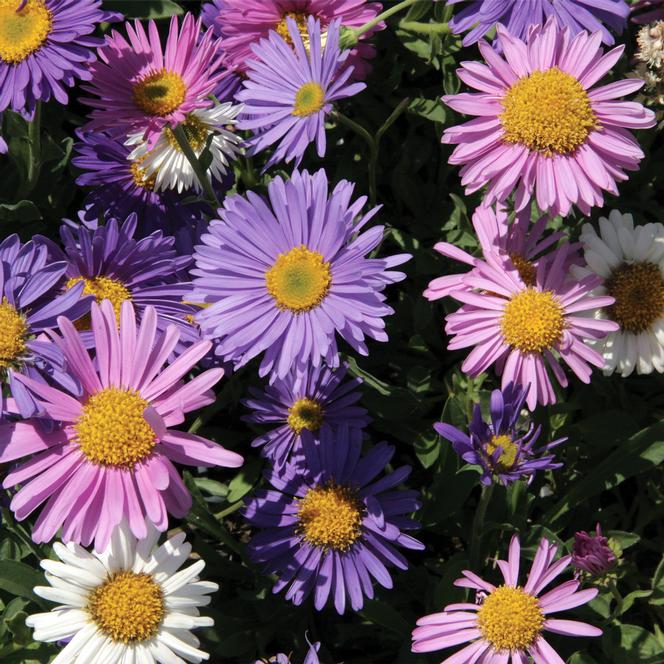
[0,561,48,609]
[602,625,664,662]
[104,1,183,19]
[226,457,262,503]
[0,200,41,223]
[408,97,446,124]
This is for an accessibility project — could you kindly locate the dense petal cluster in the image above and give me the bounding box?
[572,523,618,576]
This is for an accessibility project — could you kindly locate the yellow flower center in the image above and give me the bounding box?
[0,298,28,368]
[75,388,157,467]
[265,245,331,313]
[485,434,518,470]
[293,82,326,117]
[477,585,545,652]
[605,262,664,333]
[297,483,363,551]
[501,288,565,353]
[0,0,52,65]
[508,252,537,287]
[275,11,309,46]
[164,114,209,153]
[88,571,164,643]
[500,67,599,156]
[133,69,186,117]
[66,276,132,327]
[130,157,158,191]
[287,397,324,434]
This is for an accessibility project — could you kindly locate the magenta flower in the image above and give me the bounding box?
[442,18,655,217]
[412,535,602,662]
[0,301,243,551]
[572,524,617,576]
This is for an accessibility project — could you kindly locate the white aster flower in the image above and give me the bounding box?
[26,521,218,664]
[572,209,664,376]
[126,103,243,193]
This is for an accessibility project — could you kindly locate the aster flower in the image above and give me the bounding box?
[27,519,218,663]
[244,363,369,467]
[125,102,243,194]
[0,0,115,117]
[442,18,656,217]
[435,383,566,485]
[245,432,423,614]
[236,17,366,168]
[572,523,618,577]
[445,244,619,409]
[412,534,602,662]
[255,635,322,664]
[571,209,664,376]
[0,300,243,550]
[192,168,409,380]
[81,14,225,147]
[202,0,382,80]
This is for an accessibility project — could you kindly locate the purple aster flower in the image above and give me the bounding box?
[236,17,365,168]
[0,234,90,418]
[572,523,617,576]
[244,432,424,614]
[435,383,567,485]
[255,635,322,664]
[0,0,116,118]
[192,168,410,380]
[243,363,369,468]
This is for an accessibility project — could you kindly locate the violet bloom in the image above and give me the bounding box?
[435,384,566,485]
[255,636,322,664]
[572,523,617,576]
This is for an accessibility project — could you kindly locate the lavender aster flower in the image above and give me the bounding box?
[255,635,322,664]
[192,168,410,380]
[435,384,566,485]
[243,363,369,467]
[572,523,618,576]
[244,433,424,614]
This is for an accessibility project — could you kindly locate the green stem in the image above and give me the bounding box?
[469,483,494,569]
[19,102,42,198]
[608,580,624,618]
[214,500,245,520]
[350,0,423,42]
[172,124,220,207]
[399,20,451,35]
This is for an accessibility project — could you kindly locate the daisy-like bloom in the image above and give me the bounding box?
[0,0,115,117]
[245,433,423,614]
[412,534,602,663]
[27,520,218,663]
[445,244,619,409]
[82,14,225,147]
[0,300,243,550]
[125,102,243,194]
[236,18,366,168]
[447,0,628,46]
[202,0,382,79]
[243,363,369,467]
[435,383,566,485]
[572,523,617,576]
[424,204,568,301]
[192,168,409,380]
[442,18,656,217]
[571,209,664,376]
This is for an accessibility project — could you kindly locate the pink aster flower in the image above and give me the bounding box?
[442,18,656,217]
[445,244,619,409]
[81,13,225,147]
[572,523,617,576]
[0,300,243,551]
[412,535,602,663]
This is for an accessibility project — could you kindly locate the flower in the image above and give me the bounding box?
[245,432,423,614]
[412,534,602,661]
[447,0,628,46]
[192,168,409,380]
[0,0,115,117]
[243,362,369,467]
[236,17,365,168]
[442,18,656,217]
[424,203,569,301]
[444,244,619,409]
[572,523,618,576]
[201,0,382,79]
[255,635,322,664]
[0,300,243,550]
[435,383,566,485]
[637,21,664,68]
[81,14,225,147]
[571,209,664,376]
[0,234,90,417]
[125,102,243,194]
[27,519,218,663]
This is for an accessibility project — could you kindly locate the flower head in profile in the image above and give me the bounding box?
[243,363,369,468]
[244,433,423,614]
[572,523,618,577]
[255,635,322,664]
[435,383,566,485]
[237,17,365,168]
[412,535,602,662]
[0,301,243,551]
[0,0,115,117]
[442,18,655,217]
[192,168,409,380]
[27,520,218,663]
